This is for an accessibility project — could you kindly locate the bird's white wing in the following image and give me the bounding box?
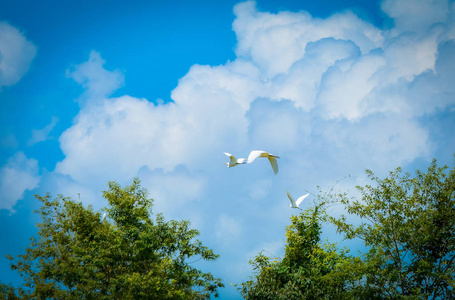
[268,156,279,174]
[295,193,310,206]
[247,150,266,163]
[224,152,237,164]
[286,191,296,206]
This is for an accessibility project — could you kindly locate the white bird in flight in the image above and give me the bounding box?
[224,152,247,168]
[102,212,106,221]
[247,150,280,174]
[287,191,309,210]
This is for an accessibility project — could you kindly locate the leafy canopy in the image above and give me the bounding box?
[5,179,223,299]
[331,159,455,299]
[241,158,455,299]
[239,203,354,300]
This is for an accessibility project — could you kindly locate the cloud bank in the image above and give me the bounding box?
[55,0,455,188]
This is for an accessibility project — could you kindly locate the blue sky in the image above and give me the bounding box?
[1,0,455,298]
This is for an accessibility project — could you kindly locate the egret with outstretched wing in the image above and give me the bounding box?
[224,152,247,168]
[247,150,280,174]
[287,191,309,209]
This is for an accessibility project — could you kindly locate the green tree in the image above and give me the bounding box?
[0,282,24,300]
[4,179,223,299]
[331,159,455,299]
[239,203,354,299]
[240,159,455,299]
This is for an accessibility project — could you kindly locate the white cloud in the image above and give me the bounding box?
[233,1,383,77]
[0,22,37,88]
[0,152,40,212]
[54,0,455,224]
[27,116,59,146]
[58,19,446,190]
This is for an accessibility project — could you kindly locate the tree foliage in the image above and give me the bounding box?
[4,179,223,299]
[239,204,354,299]
[241,158,455,299]
[331,159,455,299]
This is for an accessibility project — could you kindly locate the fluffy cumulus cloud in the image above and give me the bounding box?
[49,0,455,294]
[233,2,384,77]
[0,152,40,212]
[0,22,36,88]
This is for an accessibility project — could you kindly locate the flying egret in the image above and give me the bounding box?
[102,212,106,221]
[224,152,247,168]
[247,150,280,174]
[287,191,309,210]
